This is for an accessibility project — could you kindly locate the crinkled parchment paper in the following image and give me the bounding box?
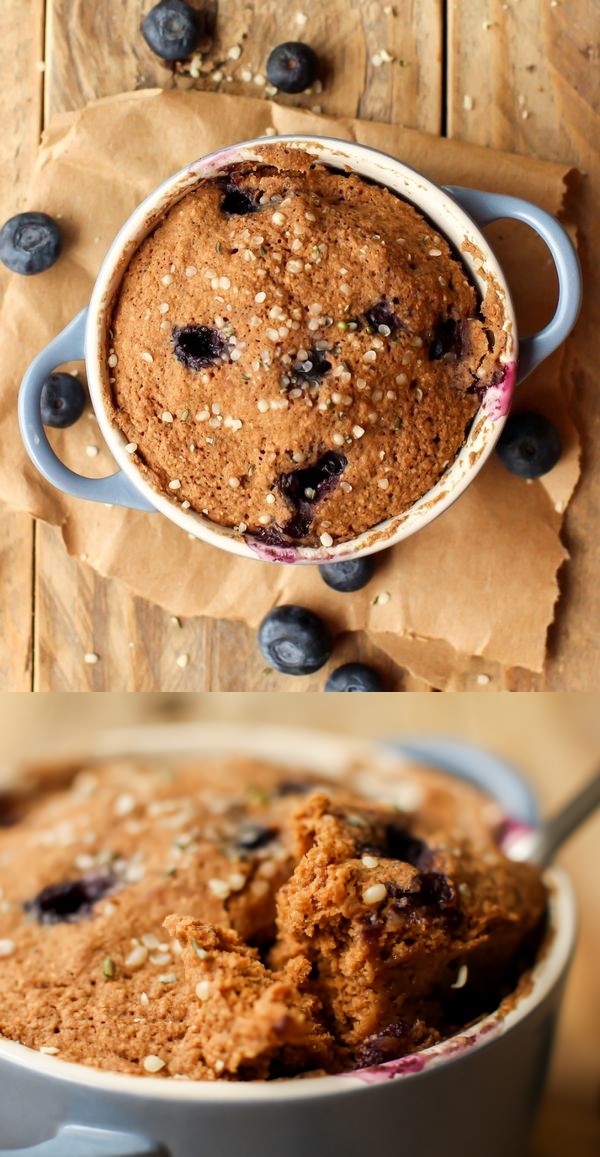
[0,90,580,688]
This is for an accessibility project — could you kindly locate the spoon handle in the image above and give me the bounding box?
[526,770,600,867]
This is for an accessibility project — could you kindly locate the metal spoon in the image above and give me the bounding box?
[508,769,600,867]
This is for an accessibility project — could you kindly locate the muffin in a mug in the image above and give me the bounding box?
[0,753,545,1080]
[107,148,507,549]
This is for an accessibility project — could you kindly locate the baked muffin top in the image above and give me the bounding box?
[107,147,506,549]
[0,752,545,1080]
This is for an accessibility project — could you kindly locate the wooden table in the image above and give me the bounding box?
[1,691,599,1154]
[1,0,598,691]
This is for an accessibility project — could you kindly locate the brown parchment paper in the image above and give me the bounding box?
[0,89,580,688]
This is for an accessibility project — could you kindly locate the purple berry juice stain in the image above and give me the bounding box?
[291,347,332,385]
[364,298,402,335]
[220,182,260,217]
[172,325,229,371]
[245,537,299,564]
[482,362,517,419]
[24,872,117,925]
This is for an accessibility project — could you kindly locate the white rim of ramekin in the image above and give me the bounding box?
[85,135,517,564]
[0,724,574,1102]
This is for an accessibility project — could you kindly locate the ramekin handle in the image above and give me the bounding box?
[18,308,155,511]
[442,186,581,384]
[391,737,539,826]
[1,1123,167,1157]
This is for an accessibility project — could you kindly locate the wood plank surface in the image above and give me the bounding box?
[35,0,443,691]
[0,0,45,691]
[0,514,34,692]
[45,0,443,129]
[0,1,597,690]
[447,0,599,692]
[446,3,600,1144]
[0,692,597,1154]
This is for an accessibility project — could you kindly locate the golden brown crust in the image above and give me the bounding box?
[107,149,505,545]
[164,915,334,1078]
[274,794,546,1048]
[0,755,545,1080]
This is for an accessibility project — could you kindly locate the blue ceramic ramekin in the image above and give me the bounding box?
[18,136,581,564]
[0,724,576,1157]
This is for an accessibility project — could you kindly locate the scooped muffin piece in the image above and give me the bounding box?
[273,792,547,1058]
[165,915,335,1079]
[0,753,546,1079]
[107,146,507,548]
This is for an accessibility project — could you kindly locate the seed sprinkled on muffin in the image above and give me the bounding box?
[107,147,507,548]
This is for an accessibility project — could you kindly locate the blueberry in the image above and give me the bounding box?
[355,825,433,868]
[24,872,116,925]
[277,450,347,539]
[319,557,375,593]
[325,663,384,692]
[255,452,347,543]
[172,324,229,371]
[385,824,433,870]
[364,299,401,335]
[266,41,318,94]
[354,1020,412,1067]
[0,212,61,276]
[235,823,278,851]
[141,0,200,60]
[279,450,346,505]
[220,182,260,217]
[429,317,463,360]
[253,524,288,548]
[0,792,20,827]
[385,871,457,918]
[418,871,457,910]
[258,605,332,675]
[276,780,312,796]
[40,372,86,429]
[496,411,561,479]
[291,347,332,385]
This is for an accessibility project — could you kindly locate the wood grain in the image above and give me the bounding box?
[0,514,34,691]
[35,0,443,691]
[0,692,597,1153]
[0,0,45,691]
[3,0,598,690]
[446,3,600,1144]
[447,0,600,691]
[34,527,424,690]
[45,1,442,128]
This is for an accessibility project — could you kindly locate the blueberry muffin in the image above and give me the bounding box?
[106,146,507,549]
[0,753,545,1079]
